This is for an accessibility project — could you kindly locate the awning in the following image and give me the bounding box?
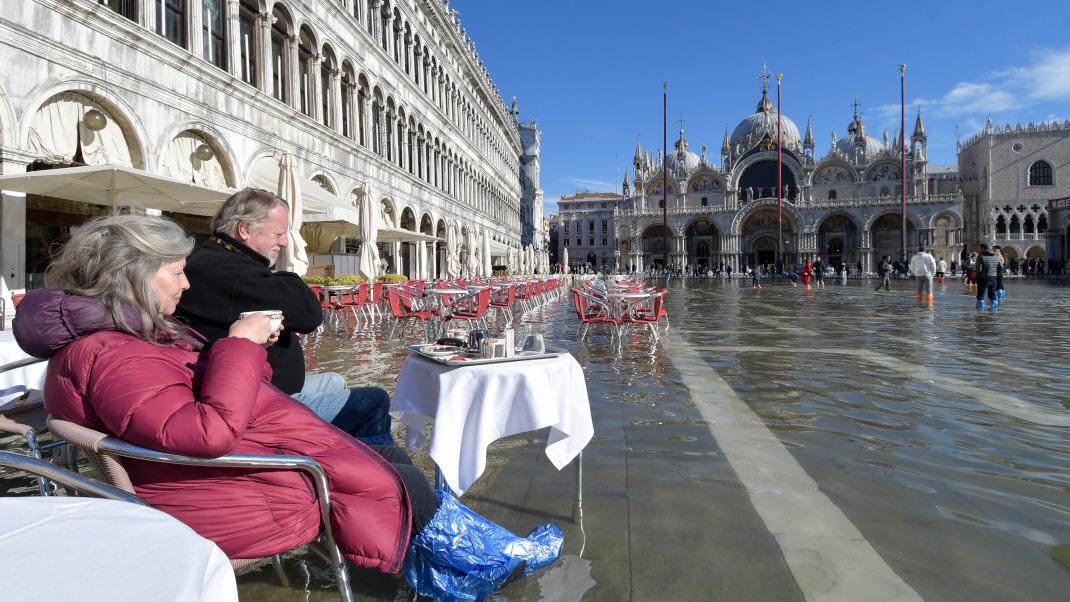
[246,157,350,221]
[488,239,511,256]
[0,164,233,216]
[377,226,440,243]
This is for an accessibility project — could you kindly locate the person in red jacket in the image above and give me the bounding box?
[14,215,560,599]
[802,259,814,289]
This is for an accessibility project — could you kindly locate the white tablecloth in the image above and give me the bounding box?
[392,352,593,494]
[0,497,237,602]
[0,331,47,405]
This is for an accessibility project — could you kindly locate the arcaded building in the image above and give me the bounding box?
[0,0,536,288]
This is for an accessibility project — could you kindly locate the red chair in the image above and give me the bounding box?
[336,284,372,324]
[489,284,517,328]
[443,287,492,331]
[386,286,436,340]
[571,287,619,340]
[621,291,664,342]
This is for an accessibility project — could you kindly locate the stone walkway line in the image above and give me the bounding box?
[747,315,1070,427]
[665,327,924,602]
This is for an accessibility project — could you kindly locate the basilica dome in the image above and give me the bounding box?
[835,132,885,160]
[730,90,801,151]
[666,131,702,174]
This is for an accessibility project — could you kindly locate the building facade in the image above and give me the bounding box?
[557,191,623,272]
[958,119,1070,264]
[0,0,532,288]
[614,76,963,274]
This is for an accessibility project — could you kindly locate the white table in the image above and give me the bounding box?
[0,331,47,405]
[391,352,593,495]
[0,497,237,602]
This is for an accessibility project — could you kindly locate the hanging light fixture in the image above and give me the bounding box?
[84,61,108,131]
[194,143,215,161]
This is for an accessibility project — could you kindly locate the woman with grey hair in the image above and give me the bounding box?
[14,214,562,599]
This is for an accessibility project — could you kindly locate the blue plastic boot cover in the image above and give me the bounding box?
[997,289,1006,301]
[976,300,985,310]
[991,299,1000,311]
[404,489,564,601]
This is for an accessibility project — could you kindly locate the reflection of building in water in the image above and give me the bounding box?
[1,0,532,288]
[958,119,1070,265]
[613,71,963,273]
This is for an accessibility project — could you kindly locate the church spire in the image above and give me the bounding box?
[804,116,815,150]
[912,109,926,141]
[633,135,642,163]
[721,126,730,154]
[756,64,774,113]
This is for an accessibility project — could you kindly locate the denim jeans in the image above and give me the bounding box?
[293,372,392,443]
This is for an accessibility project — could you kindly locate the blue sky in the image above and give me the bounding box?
[451,0,1070,214]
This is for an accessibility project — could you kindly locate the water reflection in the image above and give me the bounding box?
[242,278,1070,599]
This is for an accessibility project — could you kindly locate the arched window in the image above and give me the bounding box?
[341,66,354,139]
[298,29,315,117]
[237,0,258,86]
[99,0,137,21]
[995,215,1006,236]
[828,189,837,200]
[320,47,336,128]
[1024,214,1035,234]
[156,0,186,47]
[1029,160,1053,185]
[879,187,890,197]
[1038,214,1048,232]
[701,197,708,207]
[202,0,226,70]
[270,7,290,103]
[1009,214,1020,234]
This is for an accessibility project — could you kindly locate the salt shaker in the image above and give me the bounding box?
[504,326,515,357]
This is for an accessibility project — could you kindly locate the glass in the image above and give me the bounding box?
[520,332,545,355]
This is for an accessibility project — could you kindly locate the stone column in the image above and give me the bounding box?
[397,121,407,170]
[189,0,204,59]
[258,12,273,95]
[310,54,324,122]
[371,0,383,45]
[0,191,26,289]
[226,0,241,78]
[428,241,437,279]
[139,0,155,30]
[377,104,387,158]
[383,11,395,58]
[287,35,300,110]
[330,69,343,133]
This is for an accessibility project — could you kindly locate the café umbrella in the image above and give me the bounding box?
[277,154,309,276]
[356,183,379,281]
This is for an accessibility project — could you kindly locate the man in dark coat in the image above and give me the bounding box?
[176,188,392,444]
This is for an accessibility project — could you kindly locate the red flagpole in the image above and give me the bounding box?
[777,72,783,271]
[662,82,668,271]
[900,64,907,261]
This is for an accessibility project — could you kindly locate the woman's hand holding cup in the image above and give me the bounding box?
[231,310,284,345]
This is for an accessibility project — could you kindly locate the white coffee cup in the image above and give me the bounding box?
[239,310,284,333]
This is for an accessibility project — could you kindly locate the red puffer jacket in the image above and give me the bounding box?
[18,289,411,572]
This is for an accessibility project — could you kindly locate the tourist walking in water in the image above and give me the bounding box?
[974,244,1002,310]
[936,256,947,284]
[750,266,762,288]
[993,245,1007,302]
[909,246,937,305]
[874,255,893,292]
[813,255,825,288]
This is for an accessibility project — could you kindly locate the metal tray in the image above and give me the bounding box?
[408,344,567,366]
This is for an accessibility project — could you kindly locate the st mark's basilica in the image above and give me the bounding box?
[613,72,963,274]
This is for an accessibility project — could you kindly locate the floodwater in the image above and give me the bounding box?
[237,277,1070,600]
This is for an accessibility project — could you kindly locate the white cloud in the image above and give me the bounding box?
[876,47,1070,121]
[562,177,615,191]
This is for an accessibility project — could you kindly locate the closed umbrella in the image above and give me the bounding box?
[446,225,460,278]
[482,232,492,277]
[356,183,379,281]
[563,247,570,274]
[277,154,309,275]
[465,229,480,277]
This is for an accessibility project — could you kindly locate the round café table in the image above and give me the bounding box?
[391,352,593,496]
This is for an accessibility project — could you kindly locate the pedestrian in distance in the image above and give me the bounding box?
[786,270,799,286]
[802,259,814,289]
[750,267,762,288]
[974,243,1002,311]
[993,245,1007,302]
[874,255,893,292]
[909,246,937,306]
[936,256,947,284]
[813,255,825,288]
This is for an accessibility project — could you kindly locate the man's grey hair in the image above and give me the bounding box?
[212,188,290,236]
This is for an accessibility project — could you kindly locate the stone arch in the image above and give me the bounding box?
[1000,244,1023,262]
[809,157,858,186]
[156,121,239,188]
[863,161,902,182]
[685,169,725,193]
[379,196,397,228]
[419,212,433,234]
[862,210,923,232]
[21,82,150,169]
[729,150,805,192]
[928,210,962,229]
[731,198,802,236]
[1026,245,1046,259]
[0,80,15,149]
[309,171,338,195]
[399,205,417,231]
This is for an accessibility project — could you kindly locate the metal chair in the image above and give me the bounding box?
[0,449,142,504]
[48,418,356,602]
[1,357,67,496]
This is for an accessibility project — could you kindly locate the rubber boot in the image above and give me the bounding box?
[916,293,923,304]
[404,490,563,601]
[997,288,1005,302]
[976,299,985,311]
[991,299,1000,311]
[927,294,934,305]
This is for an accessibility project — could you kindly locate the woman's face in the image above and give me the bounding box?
[151,259,190,316]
